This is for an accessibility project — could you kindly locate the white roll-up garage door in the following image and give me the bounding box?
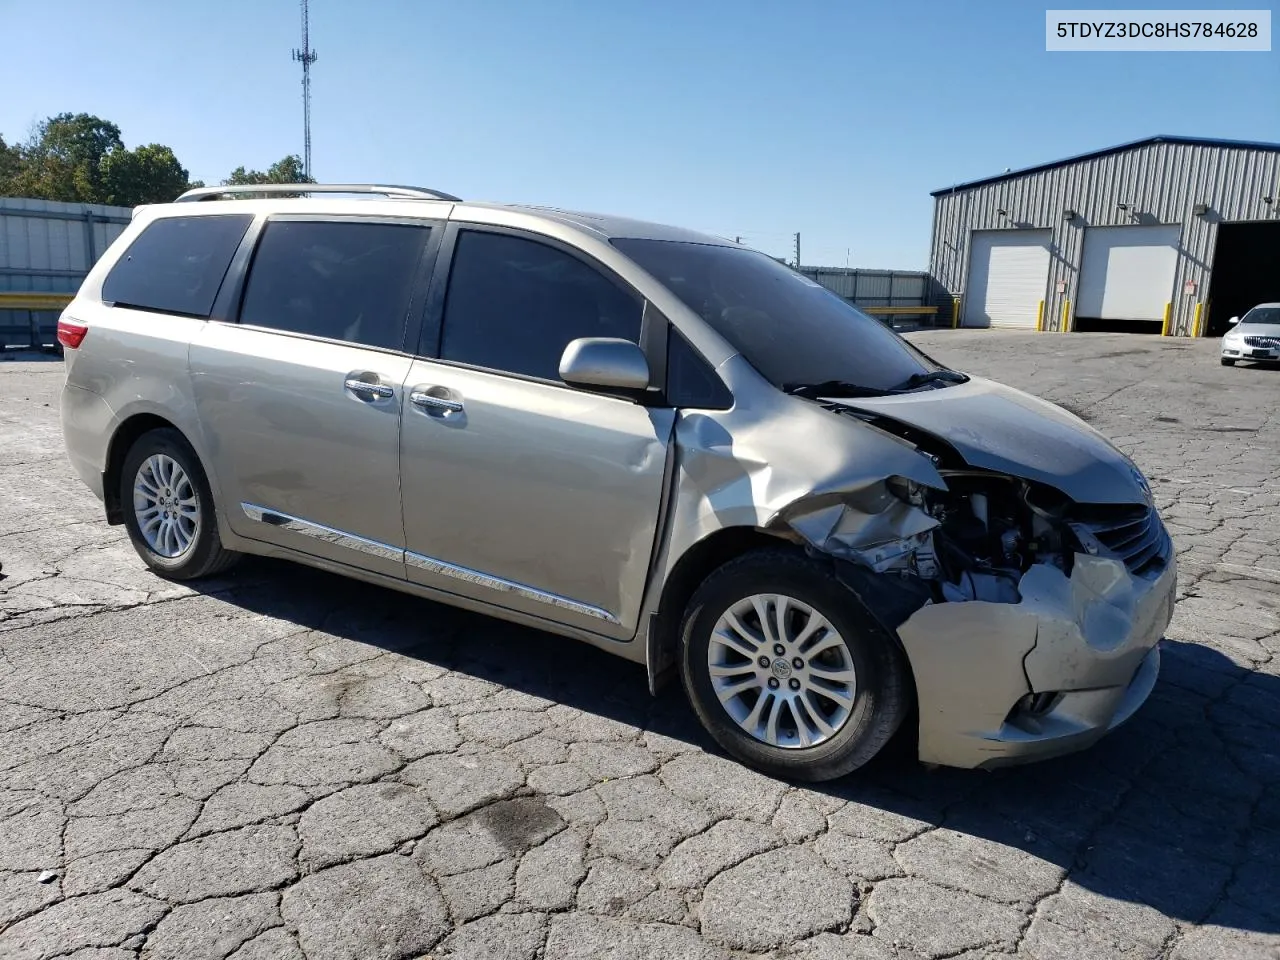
[1077,225,1179,322]
[963,230,1051,329]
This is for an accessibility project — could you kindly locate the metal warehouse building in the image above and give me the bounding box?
[929,135,1280,337]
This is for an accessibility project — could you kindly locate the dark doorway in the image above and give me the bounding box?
[1206,220,1280,337]
[1072,317,1163,334]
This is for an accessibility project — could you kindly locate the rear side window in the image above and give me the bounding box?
[102,214,252,317]
[239,220,431,351]
[440,230,642,381]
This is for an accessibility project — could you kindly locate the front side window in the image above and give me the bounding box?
[239,220,430,351]
[613,238,939,393]
[440,230,642,382]
[102,214,252,317]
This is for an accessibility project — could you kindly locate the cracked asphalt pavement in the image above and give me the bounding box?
[1,330,1278,960]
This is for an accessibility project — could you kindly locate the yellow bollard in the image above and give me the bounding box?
[1035,300,1045,332]
[1161,302,1173,337]
[951,297,960,329]
[1060,299,1071,333]
[1192,302,1204,338]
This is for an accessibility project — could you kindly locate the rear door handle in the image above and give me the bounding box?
[410,389,464,415]
[344,377,395,400]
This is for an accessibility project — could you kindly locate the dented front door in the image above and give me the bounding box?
[398,360,675,640]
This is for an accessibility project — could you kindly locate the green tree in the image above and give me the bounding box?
[8,113,125,202]
[0,113,201,205]
[0,135,21,193]
[100,144,194,206]
[223,154,314,186]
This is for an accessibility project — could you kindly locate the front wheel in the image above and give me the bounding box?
[679,549,911,782]
[120,428,240,580]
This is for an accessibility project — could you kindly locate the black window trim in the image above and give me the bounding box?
[102,212,255,320]
[666,324,734,411]
[218,213,445,356]
[420,222,681,404]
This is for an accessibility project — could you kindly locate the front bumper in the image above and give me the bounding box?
[1222,344,1278,361]
[896,550,1176,769]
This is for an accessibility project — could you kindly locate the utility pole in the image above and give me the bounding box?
[793,232,801,269]
[292,0,318,179]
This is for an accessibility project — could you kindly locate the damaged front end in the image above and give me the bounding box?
[777,459,1175,769]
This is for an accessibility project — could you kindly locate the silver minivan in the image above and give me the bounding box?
[59,184,1176,781]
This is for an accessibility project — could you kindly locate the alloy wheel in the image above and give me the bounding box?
[132,453,200,558]
[707,593,858,749]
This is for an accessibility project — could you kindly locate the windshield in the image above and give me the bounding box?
[1241,307,1280,326]
[612,238,940,392]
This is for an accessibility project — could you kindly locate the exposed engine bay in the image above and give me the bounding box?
[903,471,1076,605]
[781,468,1087,612]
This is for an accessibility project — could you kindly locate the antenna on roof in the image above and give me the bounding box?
[292,0,318,179]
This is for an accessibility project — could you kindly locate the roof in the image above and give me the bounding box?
[152,185,736,247]
[479,203,733,245]
[930,135,1280,197]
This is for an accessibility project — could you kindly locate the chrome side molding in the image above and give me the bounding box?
[240,502,403,563]
[405,551,620,624]
[240,501,619,625]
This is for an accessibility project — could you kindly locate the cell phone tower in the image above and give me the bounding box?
[292,0,318,179]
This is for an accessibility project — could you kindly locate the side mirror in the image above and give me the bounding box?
[559,338,650,392]
[1228,316,1241,325]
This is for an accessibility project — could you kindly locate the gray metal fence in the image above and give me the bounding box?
[797,267,945,327]
[1,198,132,350]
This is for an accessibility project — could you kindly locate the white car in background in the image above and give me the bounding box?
[1221,303,1280,366]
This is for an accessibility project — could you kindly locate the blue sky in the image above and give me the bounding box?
[3,0,1277,267]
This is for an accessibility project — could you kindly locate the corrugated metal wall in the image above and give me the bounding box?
[1,197,132,348]
[929,141,1280,335]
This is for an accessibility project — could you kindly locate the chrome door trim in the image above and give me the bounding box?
[240,502,403,563]
[405,550,621,625]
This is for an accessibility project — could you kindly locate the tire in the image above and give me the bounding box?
[120,428,240,580]
[1221,358,1236,366]
[679,548,911,782]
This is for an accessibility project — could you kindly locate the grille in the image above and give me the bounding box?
[1244,335,1280,349]
[1068,505,1170,578]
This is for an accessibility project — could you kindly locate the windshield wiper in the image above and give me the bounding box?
[892,369,970,391]
[783,380,895,400]
[784,369,969,401]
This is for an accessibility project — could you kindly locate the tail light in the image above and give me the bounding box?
[57,319,88,349]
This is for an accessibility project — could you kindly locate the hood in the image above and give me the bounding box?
[1228,322,1280,339]
[829,376,1150,505]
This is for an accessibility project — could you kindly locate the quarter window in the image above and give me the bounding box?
[239,220,430,351]
[440,230,642,381]
[102,214,252,317]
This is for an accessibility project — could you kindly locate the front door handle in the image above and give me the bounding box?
[344,377,395,400]
[410,389,464,415]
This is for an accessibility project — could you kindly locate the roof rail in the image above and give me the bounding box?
[174,183,462,203]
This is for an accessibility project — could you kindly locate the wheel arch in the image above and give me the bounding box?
[647,526,799,693]
[103,414,191,524]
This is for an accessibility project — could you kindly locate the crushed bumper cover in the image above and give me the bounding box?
[897,552,1176,769]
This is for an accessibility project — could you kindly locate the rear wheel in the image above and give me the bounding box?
[679,549,911,782]
[1221,358,1237,366]
[120,428,240,580]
